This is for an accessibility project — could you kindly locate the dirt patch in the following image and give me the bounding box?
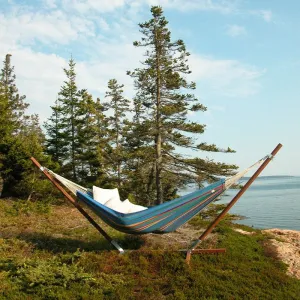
[233,228,255,235]
[263,229,300,280]
[140,223,218,250]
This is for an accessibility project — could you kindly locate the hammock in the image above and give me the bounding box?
[44,156,266,235]
[31,143,282,258]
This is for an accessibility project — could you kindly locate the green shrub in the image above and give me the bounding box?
[5,199,51,216]
[11,258,95,291]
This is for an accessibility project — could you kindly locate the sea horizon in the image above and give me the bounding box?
[182,176,300,231]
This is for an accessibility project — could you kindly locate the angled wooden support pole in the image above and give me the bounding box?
[30,157,124,254]
[186,143,283,264]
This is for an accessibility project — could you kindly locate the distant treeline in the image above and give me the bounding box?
[0,6,237,205]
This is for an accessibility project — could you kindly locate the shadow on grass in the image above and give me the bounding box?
[16,232,145,254]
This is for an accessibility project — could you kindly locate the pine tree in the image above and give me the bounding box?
[0,54,29,196]
[103,79,130,187]
[44,98,68,164]
[123,98,157,205]
[76,90,108,184]
[93,97,110,187]
[13,114,53,199]
[128,6,237,204]
[45,59,110,186]
[0,54,29,134]
[0,54,51,198]
[58,58,80,180]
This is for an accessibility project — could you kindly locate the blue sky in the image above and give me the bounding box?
[0,0,299,175]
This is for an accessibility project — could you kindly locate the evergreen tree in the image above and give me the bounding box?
[0,54,29,196]
[76,90,108,184]
[13,114,53,199]
[128,6,237,204]
[0,54,51,198]
[103,79,130,187]
[123,98,157,205]
[44,98,68,164]
[58,58,81,180]
[0,54,29,134]
[93,97,110,187]
[45,59,110,186]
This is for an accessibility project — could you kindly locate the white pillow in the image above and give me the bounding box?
[92,186,120,205]
[127,203,148,213]
[122,199,147,213]
[104,198,147,214]
[122,199,132,212]
[92,186,147,214]
[104,197,124,213]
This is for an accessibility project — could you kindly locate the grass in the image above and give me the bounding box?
[0,199,299,299]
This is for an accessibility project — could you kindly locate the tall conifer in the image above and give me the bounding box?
[0,54,29,134]
[0,54,49,198]
[124,99,156,205]
[58,58,80,180]
[103,79,130,187]
[128,7,237,204]
[76,90,108,183]
[44,98,68,164]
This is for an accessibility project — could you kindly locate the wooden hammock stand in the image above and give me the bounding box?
[30,143,282,264]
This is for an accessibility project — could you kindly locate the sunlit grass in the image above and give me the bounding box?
[0,200,299,299]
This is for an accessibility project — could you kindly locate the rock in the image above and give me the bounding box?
[263,229,300,280]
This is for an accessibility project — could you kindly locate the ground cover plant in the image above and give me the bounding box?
[0,199,299,299]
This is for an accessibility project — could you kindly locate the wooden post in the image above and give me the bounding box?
[186,143,282,263]
[30,157,124,253]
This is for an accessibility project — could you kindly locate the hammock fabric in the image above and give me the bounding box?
[76,180,225,234]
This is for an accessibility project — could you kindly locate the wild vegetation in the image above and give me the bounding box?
[0,200,299,299]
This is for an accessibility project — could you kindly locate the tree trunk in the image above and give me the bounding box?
[146,164,155,206]
[155,28,163,205]
[71,105,76,180]
[0,177,3,197]
[156,133,163,204]
[116,120,121,188]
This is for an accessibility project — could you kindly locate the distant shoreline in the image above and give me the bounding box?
[242,175,298,180]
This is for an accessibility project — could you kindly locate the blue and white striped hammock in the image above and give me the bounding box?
[47,157,265,235]
[76,180,224,234]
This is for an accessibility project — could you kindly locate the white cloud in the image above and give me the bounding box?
[189,55,265,97]
[146,0,239,13]
[61,0,239,14]
[44,0,57,9]
[260,10,272,22]
[0,41,143,122]
[0,10,94,46]
[251,10,273,22]
[0,0,265,123]
[0,47,66,122]
[97,18,110,31]
[62,0,126,13]
[226,24,247,37]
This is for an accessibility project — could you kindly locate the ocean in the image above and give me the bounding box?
[185,176,300,231]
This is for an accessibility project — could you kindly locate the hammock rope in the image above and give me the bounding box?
[224,155,268,189]
[49,156,266,200]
